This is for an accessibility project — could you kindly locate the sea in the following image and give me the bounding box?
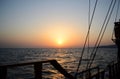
[0,47,117,79]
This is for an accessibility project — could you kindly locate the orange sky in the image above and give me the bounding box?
[0,0,119,48]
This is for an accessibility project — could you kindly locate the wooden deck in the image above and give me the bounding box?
[0,60,120,79]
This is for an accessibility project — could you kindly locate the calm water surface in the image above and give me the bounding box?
[0,48,117,79]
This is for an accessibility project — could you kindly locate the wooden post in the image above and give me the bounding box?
[85,70,91,79]
[34,63,42,79]
[108,65,112,79]
[112,64,115,78]
[81,73,83,79]
[0,67,7,79]
[101,70,105,79]
[116,62,120,79]
[114,63,117,79]
[96,67,100,79]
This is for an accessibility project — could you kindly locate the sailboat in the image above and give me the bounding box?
[0,0,120,79]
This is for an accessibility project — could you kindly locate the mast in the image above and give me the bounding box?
[114,20,120,61]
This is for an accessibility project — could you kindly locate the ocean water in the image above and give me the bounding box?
[0,48,117,79]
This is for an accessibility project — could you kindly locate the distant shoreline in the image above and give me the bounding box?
[99,45,117,48]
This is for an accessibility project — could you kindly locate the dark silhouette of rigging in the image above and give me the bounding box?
[114,20,120,61]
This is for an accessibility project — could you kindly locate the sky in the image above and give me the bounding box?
[0,0,120,48]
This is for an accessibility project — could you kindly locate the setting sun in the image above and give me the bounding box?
[57,39,63,45]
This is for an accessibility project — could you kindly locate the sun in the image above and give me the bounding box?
[57,39,63,45]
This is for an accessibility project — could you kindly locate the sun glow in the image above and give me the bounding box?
[39,21,83,48]
[57,39,63,45]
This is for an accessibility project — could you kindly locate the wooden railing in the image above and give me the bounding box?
[1,60,120,79]
[0,60,74,79]
[108,61,120,79]
[76,66,105,79]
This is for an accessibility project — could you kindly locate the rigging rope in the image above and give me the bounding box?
[75,0,98,77]
[115,0,120,22]
[87,0,91,66]
[86,0,114,69]
[87,0,117,69]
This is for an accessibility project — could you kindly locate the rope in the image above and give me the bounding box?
[75,0,98,77]
[86,0,114,69]
[88,0,116,69]
[87,0,90,66]
[115,0,120,22]
[89,0,116,68]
